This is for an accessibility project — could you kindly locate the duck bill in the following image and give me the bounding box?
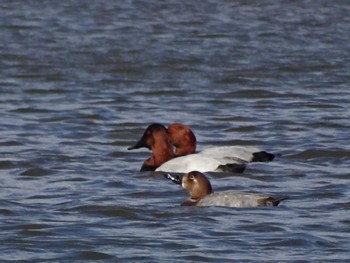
[128,134,149,150]
[164,173,182,185]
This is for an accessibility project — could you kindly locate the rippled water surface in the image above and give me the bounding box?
[1,1,350,262]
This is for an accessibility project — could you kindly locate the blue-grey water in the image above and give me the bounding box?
[1,1,350,262]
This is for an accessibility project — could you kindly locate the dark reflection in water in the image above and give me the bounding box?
[1,0,350,262]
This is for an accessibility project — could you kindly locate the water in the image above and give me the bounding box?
[1,0,350,262]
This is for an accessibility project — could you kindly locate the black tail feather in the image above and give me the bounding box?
[217,163,246,173]
[252,151,275,162]
[261,196,288,206]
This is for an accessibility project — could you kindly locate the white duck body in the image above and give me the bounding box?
[155,154,246,173]
[199,146,267,162]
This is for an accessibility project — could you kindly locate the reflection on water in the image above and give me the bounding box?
[1,0,350,262]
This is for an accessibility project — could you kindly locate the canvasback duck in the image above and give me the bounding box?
[128,123,246,173]
[165,171,288,207]
[128,123,174,171]
[167,123,275,162]
[167,123,196,156]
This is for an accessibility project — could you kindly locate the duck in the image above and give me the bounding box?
[167,123,196,156]
[128,123,246,173]
[167,123,275,162]
[165,171,288,207]
[128,123,174,171]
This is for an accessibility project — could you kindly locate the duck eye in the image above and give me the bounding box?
[188,174,195,181]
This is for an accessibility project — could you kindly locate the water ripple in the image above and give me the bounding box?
[1,0,350,262]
